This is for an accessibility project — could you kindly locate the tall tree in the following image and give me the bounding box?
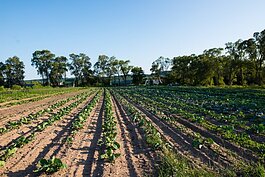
[118,60,132,85]
[253,30,265,85]
[4,56,25,87]
[225,40,248,85]
[0,62,5,86]
[50,56,68,86]
[31,50,55,85]
[150,56,171,83]
[203,48,225,85]
[106,56,119,85]
[69,53,92,86]
[110,58,120,85]
[94,55,109,77]
[94,55,120,85]
[131,66,145,85]
[172,55,193,84]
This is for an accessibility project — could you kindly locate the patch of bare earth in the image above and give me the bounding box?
[104,95,155,177]
[54,94,105,177]
[122,96,228,172]
[0,90,86,126]
[0,93,96,151]
[0,92,95,177]
[55,92,154,177]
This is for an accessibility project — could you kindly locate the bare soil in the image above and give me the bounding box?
[0,91,156,177]
[0,92,95,176]
[121,95,255,172]
[0,90,85,126]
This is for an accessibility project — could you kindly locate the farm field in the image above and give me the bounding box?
[0,86,265,176]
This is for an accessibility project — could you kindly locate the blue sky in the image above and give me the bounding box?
[1,0,265,79]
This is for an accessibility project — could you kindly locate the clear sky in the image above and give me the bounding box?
[1,0,265,79]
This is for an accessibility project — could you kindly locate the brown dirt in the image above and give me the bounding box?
[55,92,154,177]
[121,95,246,172]
[101,95,154,177]
[0,91,157,177]
[0,93,95,150]
[0,95,46,107]
[0,90,85,126]
[53,94,105,177]
[0,92,96,176]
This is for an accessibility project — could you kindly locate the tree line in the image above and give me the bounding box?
[1,28,264,88]
[167,29,265,86]
[0,51,145,87]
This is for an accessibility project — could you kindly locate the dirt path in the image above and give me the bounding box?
[55,92,154,177]
[55,94,105,177]
[0,90,156,177]
[0,92,95,176]
[0,90,86,125]
[0,93,96,151]
[107,95,155,177]
[121,95,239,172]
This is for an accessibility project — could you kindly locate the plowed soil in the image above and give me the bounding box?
[0,92,156,177]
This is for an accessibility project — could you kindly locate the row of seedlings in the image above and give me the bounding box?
[34,90,103,174]
[0,89,93,134]
[99,89,121,162]
[0,89,98,167]
[111,90,214,177]
[0,88,80,108]
[116,88,265,161]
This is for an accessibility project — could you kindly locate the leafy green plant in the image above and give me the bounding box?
[34,156,67,173]
[0,160,5,167]
[100,90,121,162]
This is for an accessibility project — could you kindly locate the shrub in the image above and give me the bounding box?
[11,85,22,90]
[0,86,5,91]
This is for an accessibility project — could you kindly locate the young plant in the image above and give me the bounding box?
[34,156,67,174]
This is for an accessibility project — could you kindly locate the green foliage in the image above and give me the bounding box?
[169,29,265,86]
[4,56,25,87]
[240,163,265,177]
[11,85,22,90]
[0,160,5,167]
[0,86,5,91]
[34,156,67,173]
[32,81,44,89]
[157,148,214,177]
[69,53,92,86]
[131,66,145,85]
[100,90,121,162]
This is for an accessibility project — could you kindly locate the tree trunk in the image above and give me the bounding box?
[118,73,121,86]
[124,75,127,85]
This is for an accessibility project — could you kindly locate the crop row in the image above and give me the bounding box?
[110,89,213,176]
[99,89,121,162]
[34,89,102,174]
[0,89,99,167]
[0,87,83,104]
[0,90,94,134]
[115,88,265,160]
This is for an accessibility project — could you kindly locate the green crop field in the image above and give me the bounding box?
[0,86,264,176]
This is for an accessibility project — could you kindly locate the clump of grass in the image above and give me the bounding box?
[157,147,215,177]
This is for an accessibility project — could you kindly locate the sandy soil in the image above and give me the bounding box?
[0,90,86,126]
[0,91,155,177]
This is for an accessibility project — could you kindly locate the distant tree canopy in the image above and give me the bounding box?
[50,56,68,87]
[166,29,265,86]
[0,56,25,87]
[94,56,133,86]
[1,28,265,87]
[131,66,145,85]
[32,50,55,86]
[68,53,92,87]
